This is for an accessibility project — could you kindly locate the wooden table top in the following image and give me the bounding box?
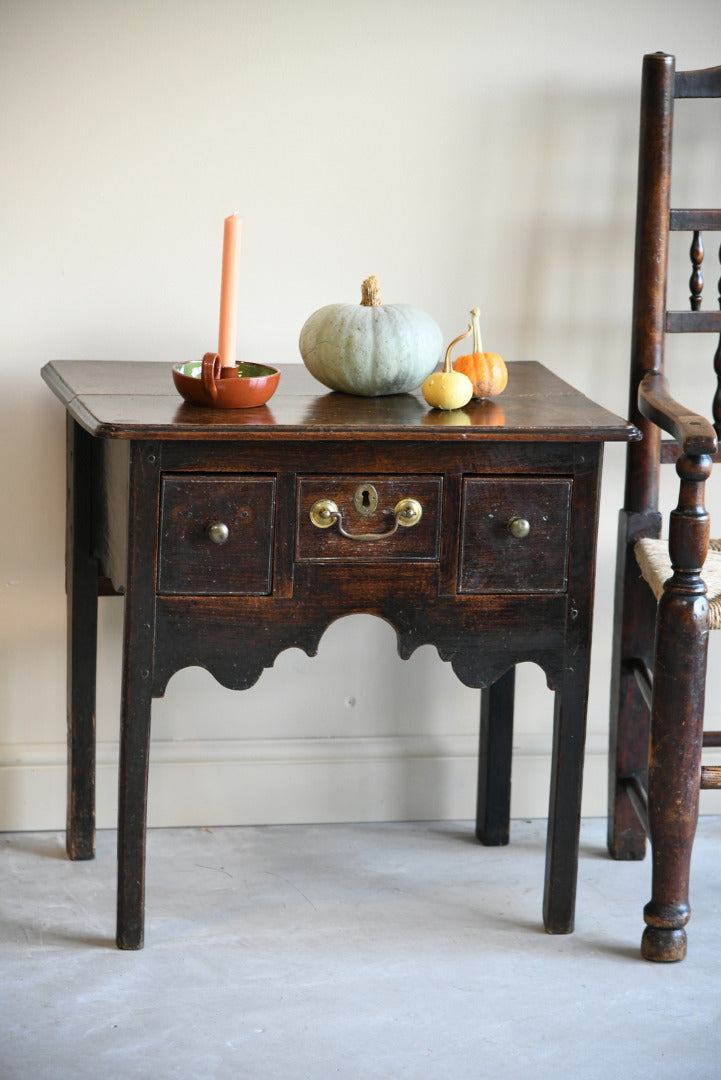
[42,360,637,443]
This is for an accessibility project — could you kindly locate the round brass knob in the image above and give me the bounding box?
[508,516,530,539]
[309,499,340,529]
[394,498,423,527]
[207,521,230,545]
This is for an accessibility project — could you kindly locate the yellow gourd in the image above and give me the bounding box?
[421,323,474,411]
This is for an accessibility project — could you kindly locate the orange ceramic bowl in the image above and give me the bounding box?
[173,359,280,409]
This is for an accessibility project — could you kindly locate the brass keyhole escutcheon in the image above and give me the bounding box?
[353,483,379,516]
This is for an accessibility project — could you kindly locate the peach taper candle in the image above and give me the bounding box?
[218,213,242,368]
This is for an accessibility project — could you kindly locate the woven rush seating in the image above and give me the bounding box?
[635,539,721,629]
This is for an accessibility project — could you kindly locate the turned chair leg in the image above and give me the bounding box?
[642,590,708,962]
[642,452,711,962]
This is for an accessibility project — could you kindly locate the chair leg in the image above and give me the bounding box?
[476,667,515,846]
[642,590,708,962]
[66,417,98,862]
[608,510,659,860]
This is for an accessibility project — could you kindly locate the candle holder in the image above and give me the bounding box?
[172,352,280,408]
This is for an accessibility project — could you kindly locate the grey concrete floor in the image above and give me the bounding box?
[1,816,720,1079]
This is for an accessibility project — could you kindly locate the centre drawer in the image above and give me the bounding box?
[296,476,442,561]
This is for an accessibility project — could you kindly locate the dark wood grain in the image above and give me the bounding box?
[639,372,717,455]
[674,63,721,97]
[159,475,276,595]
[116,441,161,950]
[459,478,571,593]
[65,417,98,860]
[544,446,604,934]
[476,667,516,846]
[669,209,721,230]
[640,454,711,961]
[42,360,635,443]
[45,357,633,949]
[295,476,442,562]
[608,51,721,961]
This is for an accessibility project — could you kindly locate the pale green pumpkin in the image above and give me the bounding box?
[299,276,443,397]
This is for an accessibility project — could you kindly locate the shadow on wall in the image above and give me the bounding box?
[494,84,721,413]
[0,375,66,744]
[469,86,640,416]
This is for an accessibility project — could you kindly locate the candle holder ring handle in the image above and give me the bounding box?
[201,352,221,404]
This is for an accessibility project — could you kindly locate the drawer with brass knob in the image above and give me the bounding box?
[296,476,442,562]
[459,478,572,593]
[158,474,276,595]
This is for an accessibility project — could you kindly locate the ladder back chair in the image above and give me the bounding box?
[608,51,721,961]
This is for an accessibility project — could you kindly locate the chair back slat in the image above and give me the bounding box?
[656,59,721,415]
[670,210,721,230]
[666,311,721,333]
[624,53,721,511]
[675,65,721,97]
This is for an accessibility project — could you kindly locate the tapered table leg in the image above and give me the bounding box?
[66,417,98,862]
[115,441,160,950]
[476,667,515,845]
[116,669,152,950]
[543,660,590,935]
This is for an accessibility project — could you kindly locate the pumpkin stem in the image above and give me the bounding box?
[470,307,483,354]
[360,275,382,306]
[443,323,473,373]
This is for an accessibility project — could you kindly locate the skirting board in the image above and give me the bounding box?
[1,733,720,832]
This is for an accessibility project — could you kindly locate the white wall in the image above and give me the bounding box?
[2,0,721,831]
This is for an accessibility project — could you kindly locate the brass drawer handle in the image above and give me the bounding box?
[507,516,530,539]
[309,497,422,540]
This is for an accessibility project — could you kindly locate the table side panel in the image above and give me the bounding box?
[92,438,130,592]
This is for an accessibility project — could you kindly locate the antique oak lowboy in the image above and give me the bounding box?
[42,359,635,948]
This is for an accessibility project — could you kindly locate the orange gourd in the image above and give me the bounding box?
[453,308,507,399]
